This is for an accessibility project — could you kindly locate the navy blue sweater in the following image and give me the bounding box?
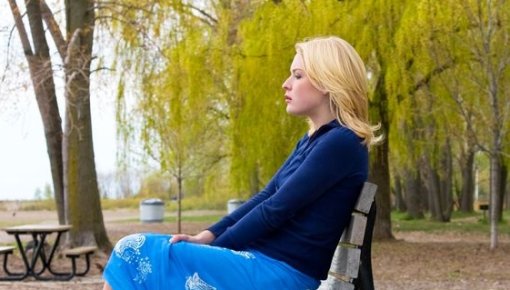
[208,120,368,280]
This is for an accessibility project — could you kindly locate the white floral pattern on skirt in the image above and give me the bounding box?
[185,272,217,290]
[114,234,153,283]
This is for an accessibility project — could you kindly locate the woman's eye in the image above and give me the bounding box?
[294,74,302,79]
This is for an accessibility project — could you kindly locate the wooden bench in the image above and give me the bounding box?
[62,246,97,277]
[318,182,377,290]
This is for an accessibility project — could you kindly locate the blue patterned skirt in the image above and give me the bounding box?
[103,233,319,290]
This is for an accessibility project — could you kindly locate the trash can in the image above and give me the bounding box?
[227,199,244,214]
[140,198,165,223]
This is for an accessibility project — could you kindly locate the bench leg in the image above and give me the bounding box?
[1,252,27,281]
[68,252,93,277]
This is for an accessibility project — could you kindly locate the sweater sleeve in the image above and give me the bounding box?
[207,137,305,238]
[207,176,277,238]
[211,129,365,250]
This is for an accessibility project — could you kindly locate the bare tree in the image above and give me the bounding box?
[7,0,111,250]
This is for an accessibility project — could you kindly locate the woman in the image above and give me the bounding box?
[103,36,379,290]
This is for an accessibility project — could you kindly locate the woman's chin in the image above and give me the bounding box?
[285,106,299,115]
[286,108,306,117]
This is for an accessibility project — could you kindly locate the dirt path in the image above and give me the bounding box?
[1,209,509,289]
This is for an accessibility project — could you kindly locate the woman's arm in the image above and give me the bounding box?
[212,129,367,250]
[206,137,306,238]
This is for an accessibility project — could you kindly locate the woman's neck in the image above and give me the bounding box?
[309,112,336,131]
[308,117,336,136]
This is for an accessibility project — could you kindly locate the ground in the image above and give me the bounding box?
[0,208,509,290]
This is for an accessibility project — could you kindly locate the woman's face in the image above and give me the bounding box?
[282,54,328,118]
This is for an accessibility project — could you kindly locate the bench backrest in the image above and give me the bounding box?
[318,182,377,290]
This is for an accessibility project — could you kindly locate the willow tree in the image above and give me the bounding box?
[7,0,110,249]
[110,0,395,240]
[387,0,465,222]
[231,0,386,198]
[230,0,312,195]
[336,0,414,239]
[391,0,510,248]
[138,29,225,233]
[435,0,510,249]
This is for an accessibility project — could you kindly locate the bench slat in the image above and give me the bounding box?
[330,247,361,279]
[354,182,377,214]
[318,274,355,290]
[340,213,367,246]
[63,246,97,257]
[0,246,15,254]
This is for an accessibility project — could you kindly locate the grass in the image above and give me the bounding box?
[392,210,510,235]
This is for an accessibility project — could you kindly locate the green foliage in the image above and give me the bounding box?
[111,0,365,199]
[107,0,509,224]
[392,210,510,235]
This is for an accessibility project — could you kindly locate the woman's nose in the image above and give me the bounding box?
[282,77,291,90]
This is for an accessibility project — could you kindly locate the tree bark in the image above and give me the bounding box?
[393,174,407,212]
[369,72,393,240]
[498,160,507,221]
[459,149,475,212]
[440,140,453,221]
[9,0,65,224]
[421,146,452,223]
[422,156,443,221]
[370,138,393,240]
[403,170,424,219]
[489,153,501,249]
[177,173,183,234]
[504,160,510,210]
[64,0,111,251]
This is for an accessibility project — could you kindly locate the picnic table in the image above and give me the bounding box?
[0,224,96,281]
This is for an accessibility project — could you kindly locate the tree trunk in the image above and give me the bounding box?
[459,150,475,212]
[393,174,407,212]
[422,153,451,222]
[9,0,66,225]
[498,160,507,220]
[369,72,393,240]
[177,174,183,234]
[439,139,453,221]
[489,153,501,249]
[403,170,424,219]
[64,0,111,251]
[416,173,427,213]
[370,140,393,240]
[422,158,443,221]
[505,160,510,210]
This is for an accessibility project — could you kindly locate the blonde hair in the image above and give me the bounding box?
[295,36,381,148]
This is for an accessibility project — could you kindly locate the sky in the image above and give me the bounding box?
[0,2,118,200]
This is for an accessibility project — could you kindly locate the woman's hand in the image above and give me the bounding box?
[169,230,216,245]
